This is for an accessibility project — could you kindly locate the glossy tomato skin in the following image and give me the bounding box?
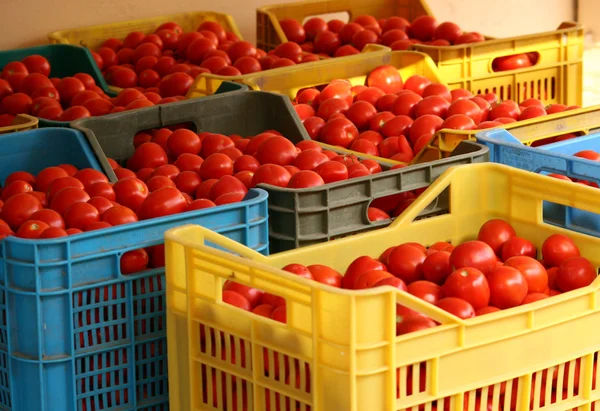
[436,297,475,319]
[1,193,43,230]
[353,270,395,289]
[307,264,342,287]
[50,187,90,216]
[487,266,528,308]
[442,267,490,309]
[421,250,452,284]
[120,249,149,274]
[387,243,427,283]
[542,234,580,267]
[16,220,50,239]
[407,281,443,305]
[500,236,536,260]
[343,256,387,289]
[477,219,516,255]
[101,205,138,226]
[137,187,187,220]
[556,257,596,292]
[396,316,437,336]
[449,240,496,275]
[504,256,548,293]
[113,177,149,211]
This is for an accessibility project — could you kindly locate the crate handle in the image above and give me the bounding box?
[166,224,268,262]
[391,163,600,231]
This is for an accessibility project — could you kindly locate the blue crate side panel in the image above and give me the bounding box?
[476,129,600,236]
[0,188,268,411]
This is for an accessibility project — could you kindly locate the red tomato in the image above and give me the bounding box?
[5,171,34,187]
[407,280,443,304]
[556,257,596,292]
[87,182,116,201]
[88,196,115,215]
[408,114,443,145]
[436,297,475,319]
[127,142,168,171]
[120,248,149,274]
[489,101,520,120]
[64,202,100,230]
[40,227,68,238]
[542,234,580,267]
[476,306,501,316]
[250,164,291,188]
[159,72,193,97]
[1,192,43,229]
[167,129,201,157]
[343,255,387,289]
[73,168,109,190]
[1,180,33,200]
[320,118,358,148]
[209,175,247,201]
[223,281,264,308]
[16,220,50,239]
[175,153,204,173]
[199,153,233,180]
[282,263,313,280]
[101,205,138,226]
[174,171,201,196]
[47,176,85,201]
[403,75,432,96]
[387,243,427,283]
[30,209,65,229]
[442,267,490,309]
[449,240,497,275]
[422,250,452,284]
[354,270,395,289]
[487,266,528,308]
[503,256,548,293]
[307,264,342,287]
[293,149,329,170]
[49,187,90,216]
[493,54,533,71]
[255,136,298,166]
[1,93,32,115]
[280,19,306,43]
[413,95,450,118]
[366,65,403,94]
[476,219,516,255]
[396,316,437,335]
[287,170,325,188]
[113,177,148,210]
[367,207,390,221]
[574,150,600,162]
[137,186,187,219]
[22,55,50,76]
[500,236,537,260]
[147,175,176,192]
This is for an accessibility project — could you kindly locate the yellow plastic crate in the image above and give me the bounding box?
[412,22,584,107]
[257,0,583,106]
[48,11,243,50]
[0,114,38,135]
[165,162,600,411]
[185,43,389,99]
[415,105,600,163]
[256,0,432,52]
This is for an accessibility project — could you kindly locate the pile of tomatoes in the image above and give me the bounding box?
[222,219,597,332]
[292,68,580,161]
[215,219,597,410]
[92,20,324,93]
[0,54,191,122]
[279,14,485,55]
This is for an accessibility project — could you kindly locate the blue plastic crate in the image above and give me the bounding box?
[0,187,268,411]
[0,127,104,182]
[477,128,600,236]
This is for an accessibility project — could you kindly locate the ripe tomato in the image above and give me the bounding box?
[421,250,452,284]
[199,153,233,180]
[287,170,325,188]
[16,220,50,239]
[255,136,298,166]
[367,207,390,221]
[282,263,313,280]
[476,306,501,316]
[320,118,358,148]
[366,65,403,94]
[30,209,65,229]
[449,240,497,275]
[353,270,395,289]
[22,55,50,76]
[88,196,115,215]
[159,72,193,97]
[493,54,533,71]
[293,149,329,170]
[137,186,187,220]
[408,114,443,145]
[436,297,475,319]
[1,192,43,229]
[1,180,33,200]
[87,182,116,201]
[5,171,35,187]
[487,266,528,308]
[407,280,443,304]
[74,168,109,190]
[280,19,306,43]
[223,281,264,308]
[414,95,450,118]
[556,257,596,292]
[40,227,68,238]
[403,75,431,96]
[442,267,490,309]
[343,255,387,289]
[209,175,247,201]
[574,150,600,162]
[120,249,149,274]
[504,256,548,293]
[307,264,342,287]
[113,177,149,210]
[175,153,204,173]
[476,219,516,255]
[500,236,537,260]
[47,177,85,201]
[101,205,138,226]
[396,316,437,335]
[387,243,427,283]
[542,234,580,267]
[127,142,168,171]
[49,186,90,216]
[251,164,292,188]
[64,202,100,230]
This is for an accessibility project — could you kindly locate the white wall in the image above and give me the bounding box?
[0,0,575,50]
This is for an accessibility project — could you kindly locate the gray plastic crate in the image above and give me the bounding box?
[71,90,489,253]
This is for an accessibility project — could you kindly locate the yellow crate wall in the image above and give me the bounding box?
[414,22,584,107]
[185,43,389,99]
[415,105,600,164]
[165,163,600,411]
[256,0,432,52]
[0,114,38,135]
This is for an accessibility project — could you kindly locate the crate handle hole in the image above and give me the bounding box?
[301,12,350,25]
[491,52,540,73]
[543,198,600,237]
